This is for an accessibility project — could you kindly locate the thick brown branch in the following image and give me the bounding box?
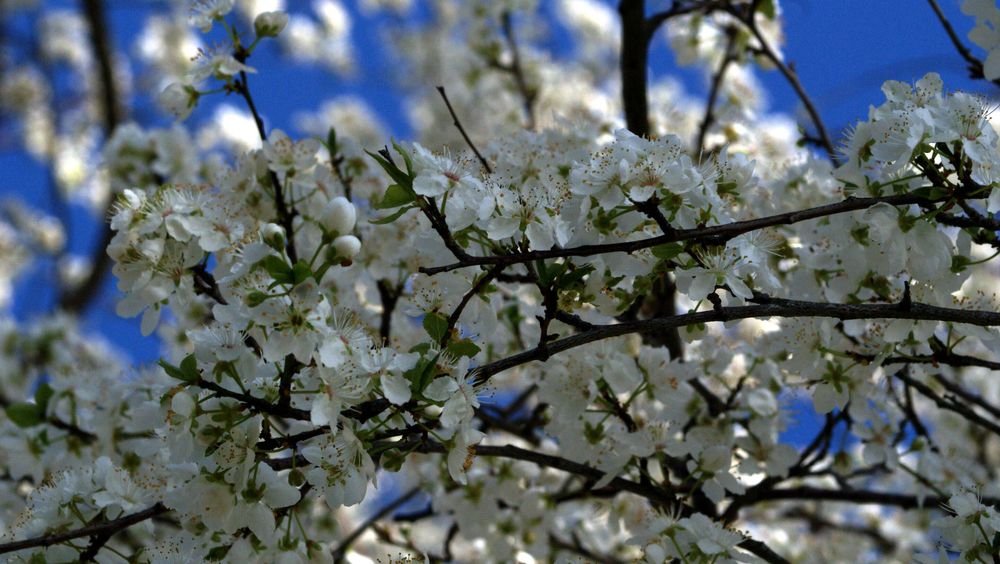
[59,0,122,312]
[741,486,1000,510]
[620,0,650,137]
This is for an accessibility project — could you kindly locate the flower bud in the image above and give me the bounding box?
[158,82,199,121]
[333,234,361,259]
[254,10,289,38]
[260,222,285,251]
[320,196,356,235]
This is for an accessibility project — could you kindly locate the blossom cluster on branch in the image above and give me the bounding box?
[4,0,1000,562]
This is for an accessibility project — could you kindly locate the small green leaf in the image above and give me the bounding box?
[423,312,450,343]
[371,205,416,225]
[374,184,416,210]
[952,254,971,273]
[556,264,594,289]
[160,355,199,384]
[260,255,294,285]
[34,383,54,413]
[206,545,232,561]
[392,140,415,177]
[446,339,481,359]
[412,353,440,395]
[911,185,949,200]
[158,359,190,383]
[365,149,411,188]
[292,260,313,285]
[380,449,406,472]
[758,0,776,19]
[651,242,685,261]
[246,291,269,307]
[6,403,44,428]
[409,342,432,355]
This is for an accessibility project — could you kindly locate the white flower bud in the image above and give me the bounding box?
[158,82,199,121]
[320,196,356,235]
[333,234,361,259]
[260,222,285,251]
[254,10,289,38]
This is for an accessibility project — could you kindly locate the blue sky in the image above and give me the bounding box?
[0,0,991,367]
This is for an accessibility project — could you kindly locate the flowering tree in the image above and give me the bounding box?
[5,0,1000,561]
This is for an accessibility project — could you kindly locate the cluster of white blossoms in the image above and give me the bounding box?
[6,0,1000,562]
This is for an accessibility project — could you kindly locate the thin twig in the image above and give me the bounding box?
[331,487,422,560]
[730,6,838,163]
[499,11,537,129]
[696,28,739,154]
[926,0,992,83]
[435,86,492,174]
[233,62,298,263]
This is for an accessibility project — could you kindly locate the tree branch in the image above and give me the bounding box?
[696,27,739,154]
[419,192,945,275]
[620,0,650,137]
[472,295,1000,384]
[0,503,167,556]
[59,0,121,312]
[436,86,492,174]
[730,5,838,163]
[331,486,422,560]
[926,0,998,86]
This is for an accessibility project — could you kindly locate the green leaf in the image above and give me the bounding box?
[6,403,44,428]
[392,140,415,177]
[412,353,440,395]
[651,242,685,261]
[365,149,412,188]
[758,0,776,19]
[423,312,450,343]
[160,355,199,384]
[370,205,416,225]
[206,545,232,561]
[374,184,416,210]
[158,359,189,382]
[380,448,406,472]
[260,255,294,285]
[179,354,200,383]
[556,264,594,290]
[246,290,269,307]
[409,342,432,355]
[446,339,481,359]
[952,254,971,273]
[34,383,54,413]
[911,185,949,200]
[292,260,313,285]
